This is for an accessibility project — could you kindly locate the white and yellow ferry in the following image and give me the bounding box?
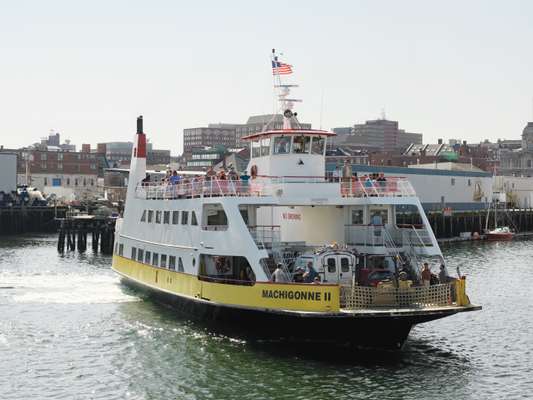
[112,52,480,349]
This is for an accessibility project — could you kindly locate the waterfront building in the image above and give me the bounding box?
[493,175,533,208]
[0,152,17,193]
[325,162,493,211]
[97,141,170,167]
[183,125,237,155]
[499,122,533,176]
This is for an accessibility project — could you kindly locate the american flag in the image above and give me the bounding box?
[272,60,293,75]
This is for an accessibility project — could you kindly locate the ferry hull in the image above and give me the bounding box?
[119,274,466,350]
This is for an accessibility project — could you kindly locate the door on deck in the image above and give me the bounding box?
[323,254,354,284]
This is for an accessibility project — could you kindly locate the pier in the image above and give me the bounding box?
[56,214,116,254]
[0,206,67,235]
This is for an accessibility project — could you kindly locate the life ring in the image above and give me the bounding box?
[250,165,258,179]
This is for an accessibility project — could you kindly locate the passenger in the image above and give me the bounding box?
[240,171,250,194]
[332,166,340,182]
[228,167,239,181]
[312,276,321,284]
[438,264,449,283]
[303,261,318,283]
[421,263,432,287]
[205,166,216,181]
[341,160,352,196]
[293,267,304,282]
[272,263,289,283]
[169,170,180,185]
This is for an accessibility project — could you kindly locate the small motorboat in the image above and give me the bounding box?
[486,226,514,241]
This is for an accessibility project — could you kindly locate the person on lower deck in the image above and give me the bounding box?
[303,261,318,283]
[272,263,289,283]
[421,263,432,287]
[439,264,449,283]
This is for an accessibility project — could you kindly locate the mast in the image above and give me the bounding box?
[264,49,302,131]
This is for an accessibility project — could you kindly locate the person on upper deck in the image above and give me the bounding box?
[421,263,432,287]
[439,264,449,283]
[228,167,239,180]
[206,166,216,181]
[169,170,180,185]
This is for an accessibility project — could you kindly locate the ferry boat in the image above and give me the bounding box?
[111,51,480,349]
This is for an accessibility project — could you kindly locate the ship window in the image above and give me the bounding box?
[131,247,137,260]
[155,211,162,224]
[351,208,364,224]
[198,254,255,285]
[341,257,350,272]
[137,249,144,263]
[370,208,388,225]
[178,257,184,272]
[293,136,310,154]
[327,258,336,273]
[191,211,198,225]
[311,136,325,155]
[261,137,271,156]
[203,204,228,230]
[181,211,189,225]
[161,254,167,268]
[172,211,180,224]
[163,211,170,224]
[145,251,151,264]
[273,136,291,154]
[147,210,154,223]
[251,140,261,158]
[118,243,124,256]
[169,256,176,270]
[140,210,146,222]
[152,253,159,267]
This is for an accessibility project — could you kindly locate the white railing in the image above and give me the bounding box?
[135,176,417,200]
[344,225,434,248]
[340,283,452,310]
[248,225,281,249]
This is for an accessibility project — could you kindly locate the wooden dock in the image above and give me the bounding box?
[0,206,67,235]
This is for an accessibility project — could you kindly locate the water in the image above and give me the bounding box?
[1,235,532,400]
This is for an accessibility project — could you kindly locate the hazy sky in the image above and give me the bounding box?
[1,0,533,155]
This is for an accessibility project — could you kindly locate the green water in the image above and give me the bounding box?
[0,235,532,399]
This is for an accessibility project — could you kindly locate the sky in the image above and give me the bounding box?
[1,0,533,155]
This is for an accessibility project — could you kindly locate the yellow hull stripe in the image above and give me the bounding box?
[112,255,340,312]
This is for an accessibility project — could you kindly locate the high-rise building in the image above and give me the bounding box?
[183,126,237,155]
[334,119,422,152]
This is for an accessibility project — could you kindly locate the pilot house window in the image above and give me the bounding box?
[273,136,291,154]
[293,136,310,154]
[311,136,325,155]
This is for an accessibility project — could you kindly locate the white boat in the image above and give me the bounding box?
[111,51,480,349]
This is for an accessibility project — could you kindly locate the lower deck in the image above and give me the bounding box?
[112,255,476,315]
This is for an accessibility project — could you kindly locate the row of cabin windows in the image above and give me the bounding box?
[130,247,185,272]
[140,210,198,226]
[250,135,326,158]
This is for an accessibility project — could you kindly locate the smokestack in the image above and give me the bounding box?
[137,115,143,134]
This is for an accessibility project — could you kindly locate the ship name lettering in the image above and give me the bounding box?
[262,289,322,301]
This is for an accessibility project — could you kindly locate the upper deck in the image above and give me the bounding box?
[134,175,417,201]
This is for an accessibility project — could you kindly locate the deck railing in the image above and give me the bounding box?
[135,176,416,200]
[344,225,434,248]
[340,283,453,310]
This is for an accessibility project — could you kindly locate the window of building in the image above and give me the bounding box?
[161,254,167,268]
[178,257,184,272]
[172,211,180,224]
[145,251,151,264]
[163,211,170,224]
[58,153,63,161]
[41,162,47,169]
[273,136,291,154]
[41,153,47,161]
[66,178,70,185]
[155,210,162,223]
[90,163,97,170]
[118,243,124,256]
[83,178,86,186]
[169,256,176,270]
[44,177,48,186]
[261,137,271,156]
[74,178,78,186]
[90,179,94,186]
[137,249,144,263]
[191,211,198,226]
[57,163,63,170]
[147,210,154,223]
[311,136,325,155]
[152,253,159,267]
[131,247,137,260]
[181,211,189,225]
[292,136,310,154]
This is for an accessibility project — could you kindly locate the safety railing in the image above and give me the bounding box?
[135,176,417,200]
[340,283,453,310]
[345,225,434,249]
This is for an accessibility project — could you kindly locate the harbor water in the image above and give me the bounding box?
[1,235,532,400]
